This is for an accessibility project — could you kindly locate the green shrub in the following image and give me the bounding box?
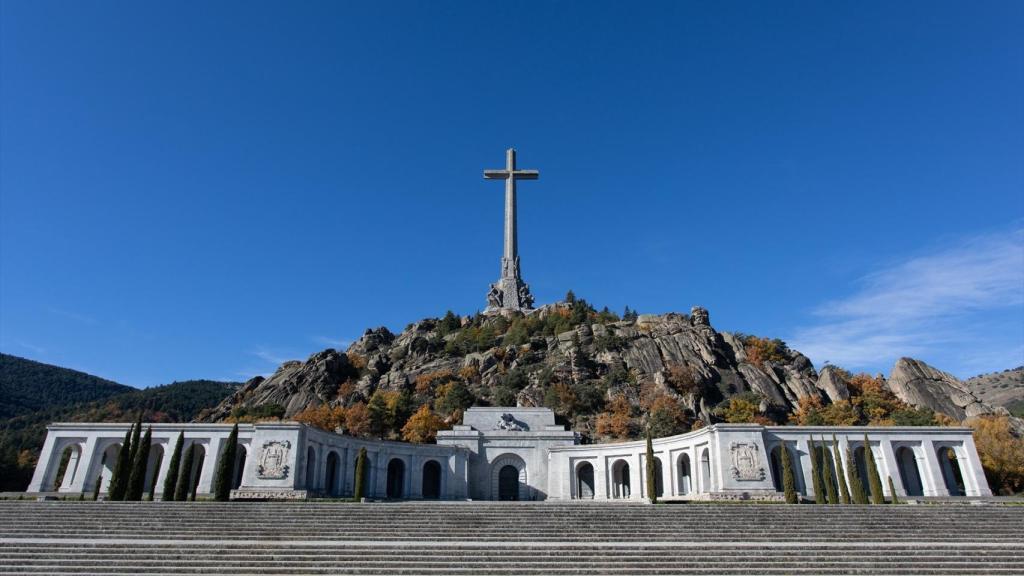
[213,424,239,501]
[781,443,798,504]
[809,437,825,503]
[107,425,133,501]
[864,434,885,504]
[846,445,868,504]
[174,445,194,502]
[162,433,184,501]
[645,429,657,504]
[125,426,151,501]
[353,447,367,500]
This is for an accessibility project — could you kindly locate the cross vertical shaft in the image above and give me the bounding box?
[483,148,539,312]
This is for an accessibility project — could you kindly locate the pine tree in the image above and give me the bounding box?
[820,438,838,504]
[214,424,239,501]
[122,414,143,499]
[162,433,184,502]
[174,444,194,502]
[125,427,152,501]
[887,476,900,504]
[846,445,868,504]
[832,435,850,504]
[645,429,657,504]
[809,437,825,503]
[107,425,134,501]
[864,434,885,504]
[353,447,367,501]
[781,442,798,504]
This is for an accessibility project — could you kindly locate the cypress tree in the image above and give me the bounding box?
[123,414,143,498]
[162,433,184,502]
[126,427,152,501]
[147,462,159,501]
[92,476,102,501]
[645,429,657,504]
[174,444,195,502]
[190,472,199,501]
[353,447,367,501]
[887,476,900,504]
[820,438,838,504]
[846,445,868,504]
[809,437,825,503]
[107,425,134,501]
[780,442,798,504]
[832,435,850,504]
[864,434,885,504]
[213,424,239,501]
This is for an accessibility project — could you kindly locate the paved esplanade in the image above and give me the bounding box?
[484,148,538,312]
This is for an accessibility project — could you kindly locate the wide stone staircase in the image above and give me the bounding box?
[1,500,1022,575]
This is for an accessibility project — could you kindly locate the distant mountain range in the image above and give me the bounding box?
[0,353,238,491]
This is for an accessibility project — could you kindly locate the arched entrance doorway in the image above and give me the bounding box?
[490,454,527,501]
[52,444,82,491]
[498,465,520,500]
[325,451,340,496]
[611,460,630,498]
[576,462,595,499]
[897,446,924,496]
[937,446,965,496]
[386,458,405,499]
[422,460,442,499]
[678,453,692,495]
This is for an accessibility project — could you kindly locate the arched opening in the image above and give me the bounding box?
[611,460,630,499]
[576,462,595,499]
[189,444,206,498]
[143,444,164,495]
[98,443,121,493]
[896,446,924,497]
[769,446,784,492]
[648,457,664,498]
[232,446,247,490]
[386,458,405,499]
[678,453,692,495]
[325,451,340,496]
[422,460,442,499]
[937,446,965,496]
[52,444,82,491]
[700,449,711,493]
[306,447,317,491]
[498,465,520,501]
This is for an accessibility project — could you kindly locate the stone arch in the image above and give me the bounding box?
[611,459,630,499]
[305,446,317,491]
[189,444,206,498]
[700,448,711,493]
[52,443,82,492]
[143,444,164,495]
[324,451,341,496]
[575,461,595,500]
[896,446,924,497]
[490,454,527,501]
[98,443,122,494]
[386,458,406,499]
[677,453,692,495]
[653,457,664,497]
[422,460,442,499]
[232,445,247,490]
[937,445,965,496]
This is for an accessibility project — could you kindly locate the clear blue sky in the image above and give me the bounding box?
[2,1,1022,387]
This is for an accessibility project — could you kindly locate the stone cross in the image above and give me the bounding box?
[483,148,538,312]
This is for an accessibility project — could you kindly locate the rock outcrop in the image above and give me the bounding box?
[886,357,1000,421]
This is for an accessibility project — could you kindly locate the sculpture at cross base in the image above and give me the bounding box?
[483,148,538,313]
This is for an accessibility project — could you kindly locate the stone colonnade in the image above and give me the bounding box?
[547,424,992,500]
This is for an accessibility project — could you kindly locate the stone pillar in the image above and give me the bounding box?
[196,437,220,495]
[796,438,815,499]
[958,436,992,497]
[150,438,173,498]
[70,436,102,494]
[594,457,608,500]
[920,440,949,497]
[27,433,59,493]
[879,440,905,497]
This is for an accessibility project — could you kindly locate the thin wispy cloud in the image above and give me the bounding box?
[48,307,98,325]
[789,227,1024,377]
[248,346,294,366]
[312,336,353,350]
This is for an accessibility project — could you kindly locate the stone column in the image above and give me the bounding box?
[958,436,992,497]
[70,436,102,494]
[879,440,905,497]
[150,438,173,498]
[796,438,815,499]
[920,440,949,497]
[196,437,221,495]
[27,433,59,493]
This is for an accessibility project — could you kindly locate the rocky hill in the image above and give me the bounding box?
[965,367,1024,417]
[202,301,1016,439]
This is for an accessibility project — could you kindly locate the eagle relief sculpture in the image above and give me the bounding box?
[729,442,766,481]
[257,440,291,479]
[496,413,527,431]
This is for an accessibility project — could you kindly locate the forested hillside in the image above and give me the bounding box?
[0,354,238,491]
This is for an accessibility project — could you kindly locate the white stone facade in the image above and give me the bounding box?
[28,408,992,500]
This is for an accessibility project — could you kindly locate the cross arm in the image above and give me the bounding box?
[512,170,539,180]
[483,170,510,180]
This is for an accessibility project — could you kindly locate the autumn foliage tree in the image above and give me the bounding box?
[401,405,450,443]
[968,416,1024,494]
[595,396,635,439]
